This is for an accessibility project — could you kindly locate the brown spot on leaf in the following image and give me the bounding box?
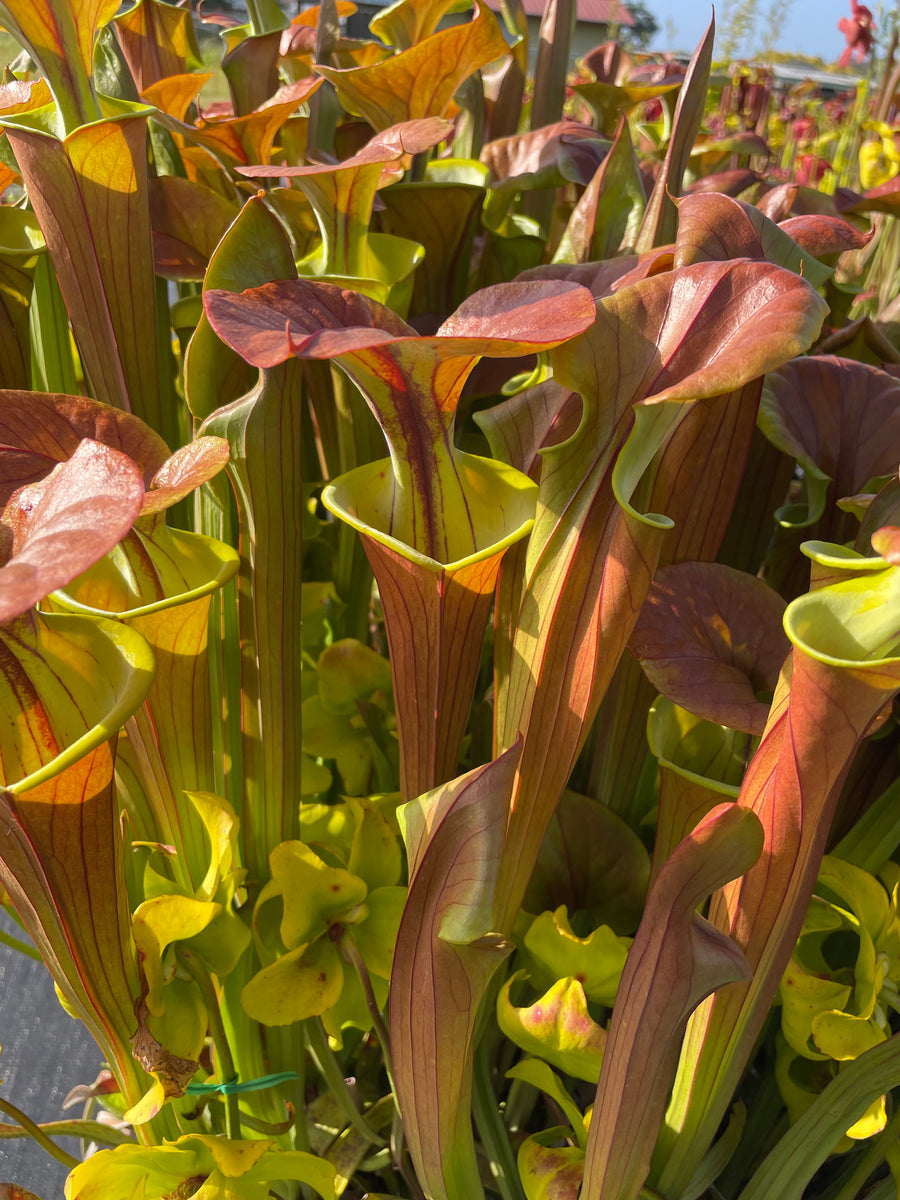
[131,1003,200,1099]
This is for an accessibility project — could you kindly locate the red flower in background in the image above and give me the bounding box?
[838,0,874,67]
[824,93,853,124]
[791,116,817,142]
[794,153,830,186]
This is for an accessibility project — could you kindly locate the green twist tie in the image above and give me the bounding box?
[186,1071,299,1096]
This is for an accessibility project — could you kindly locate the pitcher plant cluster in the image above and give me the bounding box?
[3,1,900,1199]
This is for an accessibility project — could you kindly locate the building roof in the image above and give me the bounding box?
[484,0,634,25]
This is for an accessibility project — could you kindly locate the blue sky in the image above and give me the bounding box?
[648,1,869,64]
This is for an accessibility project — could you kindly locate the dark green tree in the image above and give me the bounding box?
[622,1,660,50]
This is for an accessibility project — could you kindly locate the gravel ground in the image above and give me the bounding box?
[0,911,100,1199]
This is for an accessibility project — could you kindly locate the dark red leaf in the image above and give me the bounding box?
[630,562,789,735]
